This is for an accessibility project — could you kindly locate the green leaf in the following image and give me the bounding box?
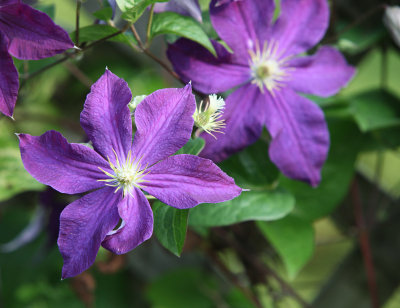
[150,12,216,55]
[0,123,44,202]
[281,119,365,221]
[349,89,400,132]
[117,0,168,22]
[70,25,137,45]
[189,189,294,227]
[257,215,314,279]
[219,139,279,189]
[93,7,114,21]
[175,138,205,155]
[153,201,189,256]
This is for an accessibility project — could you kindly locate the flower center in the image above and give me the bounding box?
[249,40,291,93]
[98,150,148,197]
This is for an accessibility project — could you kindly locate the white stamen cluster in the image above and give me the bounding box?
[193,94,226,138]
[98,150,148,198]
[249,40,291,93]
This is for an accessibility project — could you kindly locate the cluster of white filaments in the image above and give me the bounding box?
[98,150,148,198]
[249,40,292,93]
[193,94,226,138]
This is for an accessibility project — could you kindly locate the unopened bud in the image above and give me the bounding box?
[129,95,147,114]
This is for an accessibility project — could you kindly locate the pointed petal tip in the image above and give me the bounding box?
[310,177,321,188]
[184,82,193,92]
[1,108,14,118]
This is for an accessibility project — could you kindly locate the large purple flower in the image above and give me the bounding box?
[18,70,241,279]
[0,0,73,117]
[167,0,355,186]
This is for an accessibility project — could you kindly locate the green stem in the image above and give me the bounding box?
[21,23,132,85]
[75,0,82,46]
[146,4,155,47]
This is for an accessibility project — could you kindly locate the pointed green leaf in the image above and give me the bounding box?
[116,0,168,22]
[175,138,205,155]
[189,189,294,227]
[153,201,189,256]
[150,12,216,55]
[93,7,114,21]
[70,25,137,45]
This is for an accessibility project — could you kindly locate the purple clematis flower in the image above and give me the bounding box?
[18,69,241,279]
[0,0,73,117]
[154,0,202,23]
[167,0,355,186]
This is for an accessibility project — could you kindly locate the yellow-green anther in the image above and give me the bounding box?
[98,150,149,198]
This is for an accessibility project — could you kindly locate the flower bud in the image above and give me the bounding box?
[129,95,147,114]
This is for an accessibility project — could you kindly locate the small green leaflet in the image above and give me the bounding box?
[150,12,216,56]
[152,201,189,257]
[116,0,168,23]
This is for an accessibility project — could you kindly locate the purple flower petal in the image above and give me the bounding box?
[0,3,73,60]
[265,88,329,187]
[1,0,20,6]
[18,131,111,194]
[200,83,266,162]
[80,69,132,163]
[271,0,329,57]
[58,187,120,279]
[0,32,18,117]
[210,0,275,64]
[154,0,202,23]
[167,39,250,94]
[132,85,195,167]
[143,154,242,209]
[287,46,356,97]
[102,188,153,254]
